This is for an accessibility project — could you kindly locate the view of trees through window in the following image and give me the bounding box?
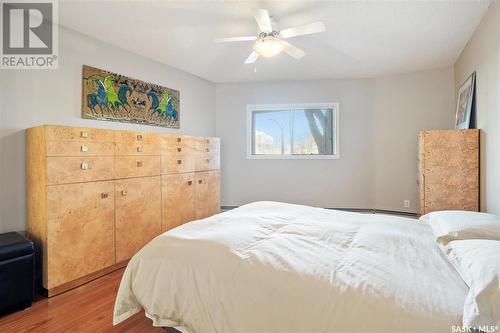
[252,107,336,156]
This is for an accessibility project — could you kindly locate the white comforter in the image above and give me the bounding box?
[113,202,468,333]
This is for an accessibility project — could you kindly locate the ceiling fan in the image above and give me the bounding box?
[214,9,326,64]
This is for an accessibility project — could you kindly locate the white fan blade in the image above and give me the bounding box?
[279,22,326,39]
[214,36,257,43]
[280,40,306,59]
[254,9,272,33]
[244,51,259,64]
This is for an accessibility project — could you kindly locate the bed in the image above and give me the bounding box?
[113,201,498,332]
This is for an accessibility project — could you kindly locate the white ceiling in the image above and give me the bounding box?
[59,0,490,83]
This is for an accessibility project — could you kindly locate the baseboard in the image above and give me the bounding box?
[220,206,419,218]
[41,260,129,297]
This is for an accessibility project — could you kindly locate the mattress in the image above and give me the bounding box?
[114,201,468,332]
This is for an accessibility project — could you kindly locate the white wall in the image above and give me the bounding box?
[215,67,455,212]
[372,68,455,211]
[0,27,216,233]
[454,1,500,214]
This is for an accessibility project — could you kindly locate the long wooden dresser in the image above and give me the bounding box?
[26,125,220,296]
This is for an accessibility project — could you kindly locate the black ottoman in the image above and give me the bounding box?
[0,232,35,315]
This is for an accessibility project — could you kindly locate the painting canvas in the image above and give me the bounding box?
[454,72,475,129]
[82,65,180,128]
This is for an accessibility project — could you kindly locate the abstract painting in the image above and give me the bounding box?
[82,65,180,128]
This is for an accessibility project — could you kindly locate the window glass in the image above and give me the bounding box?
[292,109,334,155]
[249,104,338,159]
[253,110,291,155]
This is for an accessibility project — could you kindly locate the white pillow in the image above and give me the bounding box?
[445,240,500,328]
[420,211,500,244]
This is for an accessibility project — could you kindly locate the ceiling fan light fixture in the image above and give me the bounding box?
[253,36,284,57]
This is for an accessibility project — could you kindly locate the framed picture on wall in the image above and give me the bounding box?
[454,72,476,129]
[82,65,180,128]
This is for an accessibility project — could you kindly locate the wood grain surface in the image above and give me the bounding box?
[115,177,162,262]
[419,129,479,214]
[0,268,167,333]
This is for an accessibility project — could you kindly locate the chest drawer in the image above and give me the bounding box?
[115,156,161,178]
[45,126,114,142]
[115,131,160,144]
[195,137,220,153]
[195,153,220,172]
[161,135,196,154]
[46,141,114,157]
[47,157,114,185]
[115,142,160,156]
[161,153,195,174]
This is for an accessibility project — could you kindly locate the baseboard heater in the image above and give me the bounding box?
[220,206,419,218]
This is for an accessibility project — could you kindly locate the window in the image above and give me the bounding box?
[247,103,339,159]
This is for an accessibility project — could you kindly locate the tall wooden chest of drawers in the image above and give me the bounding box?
[26,125,220,296]
[418,129,479,215]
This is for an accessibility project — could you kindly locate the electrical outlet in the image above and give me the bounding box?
[404,200,410,208]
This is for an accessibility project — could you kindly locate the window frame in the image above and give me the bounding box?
[246,103,340,160]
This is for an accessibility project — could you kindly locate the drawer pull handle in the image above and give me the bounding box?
[198,179,202,184]
[177,137,182,143]
[101,192,109,199]
[80,131,88,138]
[137,134,143,141]
[137,146,143,153]
[177,147,182,152]
[206,148,209,152]
[81,162,89,170]
[188,180,192,185]
[136,161,143,167]
[206,159,210,163]
[122,190,127,196]
[206,139,210,143]
[81,145,89,152]
[177,160,182,164]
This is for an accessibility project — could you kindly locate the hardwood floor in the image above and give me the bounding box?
[0,268,175,333]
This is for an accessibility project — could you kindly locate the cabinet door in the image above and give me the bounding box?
[421,130,479,214]
[115,176,162,262]
[209,171,221,216]
[195,171,221,220]
[47,181,115,289]
[162,173,195,231]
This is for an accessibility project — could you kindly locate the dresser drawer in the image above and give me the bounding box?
[195,137,220,153]
[161,135,196,154]
[47,157,114,185]
[45,126,114,142]
[115,156,161,178]
[46,141,114,157]
[161,153,195,174]
[115,142,160,156]
[195,153,220,171]
[208,139,220,153]
[115,131,160,144]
